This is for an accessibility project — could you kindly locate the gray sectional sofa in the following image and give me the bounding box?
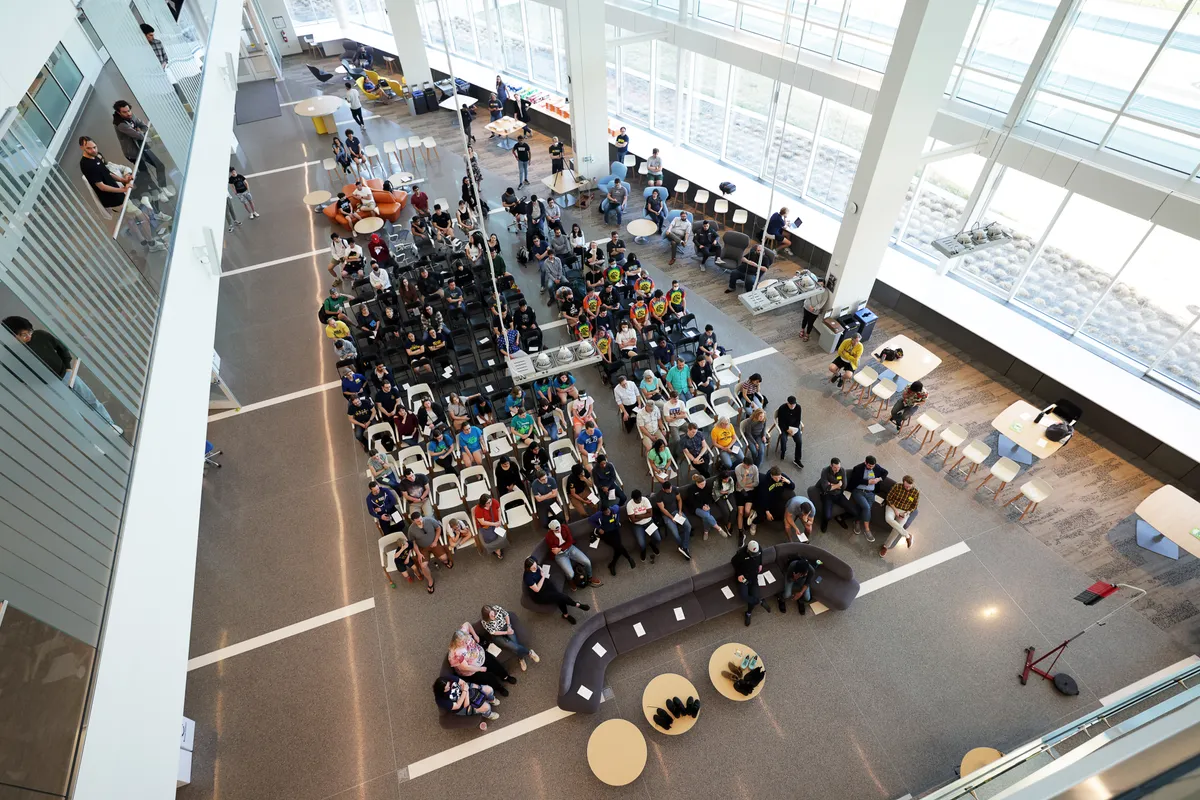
[556,542,859,713]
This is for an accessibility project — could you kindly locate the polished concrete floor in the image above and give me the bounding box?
[186,60,1194,800]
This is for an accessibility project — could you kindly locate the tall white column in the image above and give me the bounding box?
[561,0,610,182]
[825,0,978,311]
[385,0,432,87]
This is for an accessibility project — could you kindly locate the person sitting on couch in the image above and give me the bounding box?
[545,519,602,589]
[433,676,499,730]
[448,621,518,696]
[779,554,819,615]
[879,476,920,558]
[480,604,540,672]
[731,539,771,626]
[523,557,591,625]
[847,455,888,543]
[352,178,378,219]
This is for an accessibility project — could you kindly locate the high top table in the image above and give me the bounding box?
[1135,485,1200,560]
[293,95,344,135]
[872,334,942,384]
[485,116,526,149]
[992,400,1066,465]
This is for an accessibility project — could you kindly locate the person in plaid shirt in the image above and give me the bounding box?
[889,380,928,432]
[880,476,920,557]
[141,24,168,68]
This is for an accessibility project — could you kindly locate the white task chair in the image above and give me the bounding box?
[482,422,514,458]
[978,457,1020,500]
[459,465,491,505]
[432,473,465,513]
[548,438,580,477]
[1006,477,1052,520]
[709,388,742,422]
[396,445,429,475]
[685,396,716,429]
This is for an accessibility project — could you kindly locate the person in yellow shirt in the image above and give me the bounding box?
[828,332,863,388]
[710,416,739,470]
[325,318,351,341]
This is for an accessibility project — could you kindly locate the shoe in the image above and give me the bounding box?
[627,558,636,569]
[703,529,709,541]
[853,521,862,534]
[519,658,527,671]
[865,530,876,543]
[906,535,913,548]
[699,263,707,272]
[721,670,738,682]
[837,377,845,388]
[778,599,786,613]
[798,601,806,615]
[504,675,517,685]
[879,546,888,558]
[793,460,804,469]
[678,546,691,560]
[820,522,828,533]
[727,663,744,678]
[156,212,173,223]
[760,601,771,613]
[835,516,848,530]
[564,614,577,624]
[747,511,757,526]
[577,603,591,611]
[148,241,168,253]
[649,550,656,564]
[749,523,757,536]
[714,258,725,266]
[668,258,675,265]
[157,190,171,203]
[724,288,734,294]
[744,610,752,626]
[484,711,500,721]
[716,526,729,538]
[894,421,903,432]
[163,185,177,197]
[235,220,242,226]
[609,563,617,576]
[589,577,603,586]
[227,225,233,232]
[496,686,510,697]
[530,651,540,663]
[640,549,647,562]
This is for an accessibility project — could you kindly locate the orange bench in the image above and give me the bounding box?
[323,179,409,228]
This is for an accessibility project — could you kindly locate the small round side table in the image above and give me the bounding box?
[708,642,765,701]
[641,673,700,735]
[587,719,647,786]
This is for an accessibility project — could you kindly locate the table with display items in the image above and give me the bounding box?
[992,400,1066,465]
[485,116,526,150]
[708,642,764,701]
[872,334,942,384]
[641,673,700,735]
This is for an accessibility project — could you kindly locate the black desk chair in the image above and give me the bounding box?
[306,64,334,84]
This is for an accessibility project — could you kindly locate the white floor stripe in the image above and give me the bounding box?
[732,347,778,365]
[1099,655,1200,706]
[405,705,576,781]
[187,597,375,671]
[208,380,341,422]
[280,99,303,107]
[244,160,322,179]
[222,247,333,277]
[809,540,971,615]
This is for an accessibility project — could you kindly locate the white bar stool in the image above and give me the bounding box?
[851,366,878,401]
[903,409,944,446]
[693,189,710,216]
[713,198,729,226]
[323,157,341,189]
[408,135,425,166]
[869,378,898,418]
[395,138,410,169]
[382,140,398,171]
[363,144,382,177]
[422,136,440,162]
[1005,478,1052,520]
[731,208,748,232]
[978,457,1019,500]
[638,162,648,183]
[623,154,636,169]
[948,439,991,479]
[674,180,690,208]
[928,423,968,470]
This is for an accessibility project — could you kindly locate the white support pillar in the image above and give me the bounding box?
[825,0,978,312]
[385,0,432,87]
[562,0,610,182]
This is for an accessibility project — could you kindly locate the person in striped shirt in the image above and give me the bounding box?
[880,476,920,557]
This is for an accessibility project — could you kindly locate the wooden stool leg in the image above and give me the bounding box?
[994,481,1009,501]
[949,455,966,474]
[1020,501,1037,521]
[977,474,992,492]
[941,445,956,471]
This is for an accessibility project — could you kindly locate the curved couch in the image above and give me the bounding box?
[436,614,531,729]
[323,179,409,228]
[557,542,858,713]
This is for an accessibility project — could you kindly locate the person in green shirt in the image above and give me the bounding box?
[319,287,355,324]
[665,356,692,400]
[510,408,539,448]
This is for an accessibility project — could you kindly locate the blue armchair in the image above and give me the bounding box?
[596,161,628,195]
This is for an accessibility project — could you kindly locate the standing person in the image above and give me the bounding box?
[345,81,365,127]
[889,381,928,432]
[829,333,863,388]
[772,395,805,468]
[589,503,636,576]
[732,540,771,626]
[549,137,565,174]
[615,127,630,164]
[766,206,795,256]
[646,147,663,186]
[228,167,260,219]
[487,92,503,135]
[523,558,591,625]
[3,316,121,433]
[481,604,540,671]
[879,476,920,557]
[112,100,171,199]
[140,23,168,68]
[448,622,517,695]
[495,75,509,114]
[459,102,476,145]
[847,455,888,542]
[799,277,827,342]
[545,520,602,588]
[512,134,532,188]
[652,480,692,560]
[817,457,853,533]
[665,211,692,265]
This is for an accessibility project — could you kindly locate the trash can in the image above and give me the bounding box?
[817,315,844,354]
[854,306,878,342]
[411,88,426,114]
[423,82,438,112]
[837,312,862,347]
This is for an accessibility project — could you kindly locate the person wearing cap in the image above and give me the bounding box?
[731,539,771,626]
[545,519,602,588]
[771,395,805,469]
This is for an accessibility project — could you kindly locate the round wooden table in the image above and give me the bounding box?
[960,747,1003,777]
[303,190,331,209]
[626,218,658,244]
[708,642,764,701]
[641,673,700,735]
[353,216,385,236]
[293,95,344,135]
[587,718,647,786]
[388,172,415,186]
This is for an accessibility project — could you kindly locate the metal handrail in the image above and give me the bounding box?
[920,661,1200,799]
[110,122,152,239]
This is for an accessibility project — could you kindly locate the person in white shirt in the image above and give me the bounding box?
[545,199,561,231]
[615,321,638,358]
[636,398,666,454]
[344,81,365,127]
[665,211,692,266]
[626,489,662,562]
[353,179,377,217]
[800,276,827,342]
[369,264,395,304]
[612,374,640,433]
[328,233,351,282]
[662,392,688,438]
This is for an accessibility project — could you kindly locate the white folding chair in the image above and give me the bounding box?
[366,422,396,454]
[440,510,477,553]
[407,382,433,408]
[460,465,492,504]
[378,531,408,585]
[712,353,741,388]
[548,438,580,477]
[432,473,465,513]
[499,489,534,529]
[483,422,514,458]
[685,396,716,429]
[396,445,429,475]
[709,388,742,422]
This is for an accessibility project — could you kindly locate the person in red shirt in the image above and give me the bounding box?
[473,494,505,560]
[410,187,430,217]
[545,520,602,589]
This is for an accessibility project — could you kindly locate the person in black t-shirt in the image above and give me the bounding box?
[78,136,164,248]
[228,167,260,218]
[430,204,453,242]
[549,137,565,174]
[694,220,722,270]
[512,134,532,187]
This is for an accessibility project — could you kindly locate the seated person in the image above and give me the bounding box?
[601,178,628,224]
[353,179,378,217]
[410,214,433,250]
[430,204,454,241]
[410,187,430,217]
[456,200,477,233]
[727,242,774,293]
[644,189,666,233]
[694,220,723,268]
[605,231,627,266]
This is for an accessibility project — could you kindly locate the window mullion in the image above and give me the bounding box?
[1006,190,1071,303]
[1146,313,1200,375]
[801,98,826,198]
[519,0,533,78]
[952,0,994,100]
[831,0,851,64]
[898,166,928,249]
[759,81,782,180]
[1072,224,1155,335]
[718,69,734,162]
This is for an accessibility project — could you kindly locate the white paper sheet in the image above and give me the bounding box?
[577,685,593,700]
[673,607,685,621]
[721,586,734,600]
[390,512,402,523]
[550,502,562,514]
[540,564,551,578]
[487,359,495,366]
[764,571,776,584]
[486,643,502,657]
[495,526,506,537]
[646,523,658,535]
[592,642,607,657]
[587,492,600,504]
[589,537,600,549]
[633,622,646,637]
[787,426,798,435]
[867,423,885,434]
[608,489,616,500]
[673,513,686,524]
[478,337,489,345]
[757,573,766,586]
[485,384,494,392]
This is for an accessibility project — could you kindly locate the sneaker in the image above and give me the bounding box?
[668,258,676,265]
[163,185,177,197]
[589,577,603,586]
[724,288,734,294]
[699,262,707,272]
[640,549,647,562]
[227,225,234,232]
[793,459,804,469]
[798,601,807,615]
[678,546,691,560]
[716,526,729,538]
[157,190,171,203]
[577,603,591,611]
[714,258,725,266]
[865,530,876,543]
[744,610,752,626]
[878,546,888,558]
[906,534,913,548]
[835,516,848,530]
[649,550,656,564]
[820,522,828,533]
[518,658,527,672]
[530,651,540,663]
[703,529,709,541]
[148,241,168,253]
[156,212,173,223]
[853,521,862,535]
[235,220,242,226]
[565,614,577,624]
[749,523,757,536]
[254,212,262,218]
[504,675,517,685]
[777,599,786,613]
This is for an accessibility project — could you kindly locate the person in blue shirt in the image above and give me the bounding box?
[366,480,402,533]
[766,206,795,257]
[341,368,367,400]
[588,503,636,576]
[575,420,604,461]
[532,377,554,408]
[592,453,627,506]
[427,424,458,474]
[457,419,486,467]
[530,470,561,529]
[445,279,466,314]
[504,386,526,418]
